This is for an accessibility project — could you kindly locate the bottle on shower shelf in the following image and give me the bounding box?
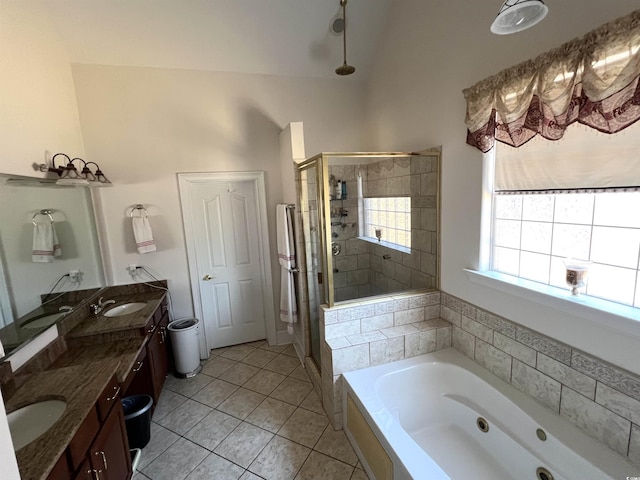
[342,181,347,199]
[336,180,342,200]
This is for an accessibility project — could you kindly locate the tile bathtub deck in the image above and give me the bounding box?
[135,340,369,480]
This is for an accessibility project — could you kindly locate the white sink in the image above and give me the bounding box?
[20,312,66,330]
[104,302,147,317]
[7,400,67,450]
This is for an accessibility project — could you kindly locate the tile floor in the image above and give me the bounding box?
[134,340,369,480]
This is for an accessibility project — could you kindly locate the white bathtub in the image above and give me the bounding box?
[342,348,636,480]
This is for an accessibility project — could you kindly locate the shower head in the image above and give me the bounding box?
[335,0,355,76]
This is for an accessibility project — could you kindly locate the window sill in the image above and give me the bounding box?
[464,269,640,338]
[358,236,411,254]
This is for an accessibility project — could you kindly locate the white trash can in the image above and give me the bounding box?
[167,318,202,378]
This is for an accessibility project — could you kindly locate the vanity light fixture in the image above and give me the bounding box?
[37,153,111,186]
[490,0,548,35]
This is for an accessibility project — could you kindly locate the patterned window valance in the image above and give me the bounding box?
[463,10,640,153]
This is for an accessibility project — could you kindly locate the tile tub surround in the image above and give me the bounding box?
[138,340,368,480]
[441,292,640,466]
[320,291,451,429]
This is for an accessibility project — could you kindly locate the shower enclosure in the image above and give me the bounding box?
[295,151,441,369]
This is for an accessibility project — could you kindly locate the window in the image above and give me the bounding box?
[362,197,411,249]
[490,122,640,308]
[493,192,640,307]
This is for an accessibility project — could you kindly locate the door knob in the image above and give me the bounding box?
[203,274,214,281]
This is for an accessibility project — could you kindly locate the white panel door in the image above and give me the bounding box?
[189,180,266,348]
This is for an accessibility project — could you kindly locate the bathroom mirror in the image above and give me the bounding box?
[0,173,105,358]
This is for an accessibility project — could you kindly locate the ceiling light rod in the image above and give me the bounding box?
[335,0,355,76]
[490,0,548,35]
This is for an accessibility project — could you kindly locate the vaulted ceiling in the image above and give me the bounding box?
[33,0,394,80]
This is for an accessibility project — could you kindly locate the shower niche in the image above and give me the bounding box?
[295,151,441,366]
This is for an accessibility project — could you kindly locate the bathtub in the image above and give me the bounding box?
[342,348,636,480]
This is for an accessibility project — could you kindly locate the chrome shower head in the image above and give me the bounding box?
[335,0,355,76]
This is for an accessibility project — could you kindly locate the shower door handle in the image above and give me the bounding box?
[203,274,214,281]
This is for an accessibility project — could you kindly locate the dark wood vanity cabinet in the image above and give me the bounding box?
[49,374,132,480]
[123,299,171,409]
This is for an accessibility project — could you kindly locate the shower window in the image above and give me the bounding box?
[362,197,411,250]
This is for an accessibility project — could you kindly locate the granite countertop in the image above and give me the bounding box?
[51,337,146,384]
[68,290,165,338]
[6,359,120,480]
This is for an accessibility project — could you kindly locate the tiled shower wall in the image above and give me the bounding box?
[318,290,640,467]
[330,156,439,302]
[441,292,640,466]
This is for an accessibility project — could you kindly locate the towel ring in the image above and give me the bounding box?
[32,210,54,226]
[130,204,149,218]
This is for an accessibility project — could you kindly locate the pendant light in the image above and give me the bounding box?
[491,0,548,35]
[335,0,355,75]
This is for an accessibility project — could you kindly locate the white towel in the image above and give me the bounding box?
[133,216,157,253]
[32,223,62,263]
[277,204,297,332]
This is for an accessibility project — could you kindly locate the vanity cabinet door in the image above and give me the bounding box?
[89,403,132,480]
[147,322,169,403]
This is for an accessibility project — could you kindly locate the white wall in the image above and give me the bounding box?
[0,2,85,176]
[71,64,368,335]
[364,0,640,374]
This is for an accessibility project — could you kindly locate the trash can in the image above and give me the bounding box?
[168,318,202,378]
[122,394,153,449]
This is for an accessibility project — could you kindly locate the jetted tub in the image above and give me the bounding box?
[342,348,637,480]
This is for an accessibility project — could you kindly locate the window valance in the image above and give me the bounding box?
[463,10,640,153]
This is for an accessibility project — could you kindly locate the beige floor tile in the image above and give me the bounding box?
[248,435,310,480]
[184,409,241,451]
[243,370,287,395]
[214,422,274,468]
[220,344,256,361]
[138,423,180,469]
[184,453,244,480]
[217,387,266,419]
[242,348,279,368]
[219,362,261,386]
[299,390,324,415]
[165,373,214,398]
[314,427,358,466]
[142,438,208,480]
[152,389,188,421]
[278,408,328,448]
[270,377,313,406]
[239,472,263,480]
[289,365,311,382]
[350,468,370,480]
[246,397,297,433]
[282,344,298,357]
[259,343,289,353]
[191,378,238,408]
[263,354,300,375]
[246,340,268,348]
[210,346,230,356]
[201,356,237,377]
[156,399,212,435]
[294,451,354,480]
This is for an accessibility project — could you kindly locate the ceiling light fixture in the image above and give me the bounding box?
[490,0,548,35]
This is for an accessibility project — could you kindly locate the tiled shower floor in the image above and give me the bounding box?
[134,340,369,480]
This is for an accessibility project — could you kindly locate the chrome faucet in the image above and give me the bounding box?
[90,297,116,315]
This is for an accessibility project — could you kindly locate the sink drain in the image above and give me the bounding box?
[536,467,554,480]
[476,417,489,432]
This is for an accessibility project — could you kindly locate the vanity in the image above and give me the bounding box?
[1,282,173,480]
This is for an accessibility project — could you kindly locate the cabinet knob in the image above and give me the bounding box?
[203,274,214,281]
[132,360,144,372]
[106,386,121,402]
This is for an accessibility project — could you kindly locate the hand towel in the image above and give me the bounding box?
[32,223,62,263]
[133,216,157,253]
[277,204,297,332]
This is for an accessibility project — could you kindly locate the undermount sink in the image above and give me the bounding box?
[103,302,147,317]
[7,400,67,450]
[20,312,66,330]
